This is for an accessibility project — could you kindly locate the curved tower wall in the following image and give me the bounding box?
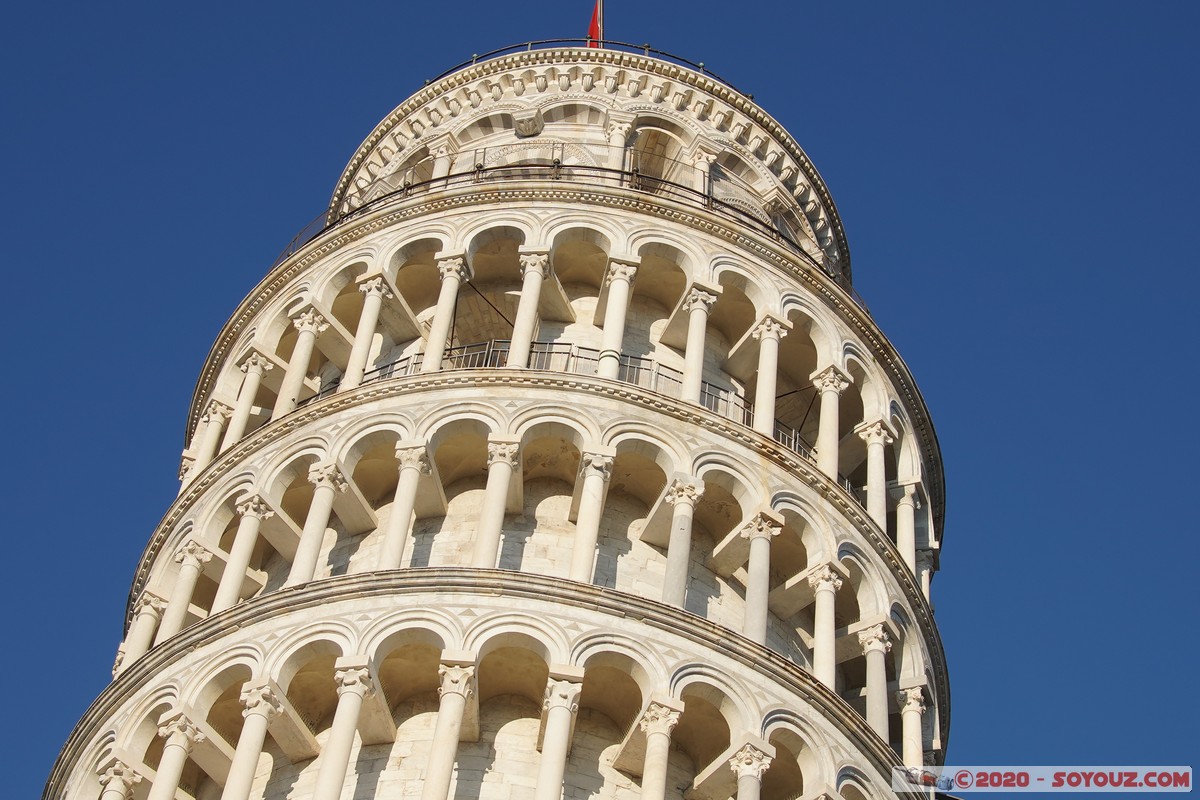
[47,45,947,800]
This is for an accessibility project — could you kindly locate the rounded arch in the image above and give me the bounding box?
[512,408,598,451]
[603,422,685,476]
[836,541,888,621]
[181,644,265,711]
[463,612,569,665]
[779,291,838,368]
[417,404,505,447]
[569,630,663,699]
[836,764,877,800]
[360,608,462,660]
[668,663,753,733]
[769,489,836,567]
[332,414,414,473]
[116,684,180,759]
[761,707,833,791]
[265,623,354,690]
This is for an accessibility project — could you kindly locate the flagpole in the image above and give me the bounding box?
[598,0,603,43]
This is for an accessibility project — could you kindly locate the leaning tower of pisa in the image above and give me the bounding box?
[46,41,948,800]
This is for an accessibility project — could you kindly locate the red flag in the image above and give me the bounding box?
[587,0,603,47]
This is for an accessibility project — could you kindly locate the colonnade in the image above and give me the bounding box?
[101,648,924,800]
[181,251,926,577]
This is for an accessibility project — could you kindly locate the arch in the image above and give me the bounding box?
[511,407,600,449]
[568,630,663,699]
[836,541,888,620]
[668,664,753,734]
[463,612,569,665]
[266,623,354,690]
[360,608,462,660]
[181,643,265,712]
[603,422,685,476]
[761,707,833,791]
[417,404,505,447]
[770,489,835,569]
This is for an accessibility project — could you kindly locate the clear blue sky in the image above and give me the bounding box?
[4,2,1197,797]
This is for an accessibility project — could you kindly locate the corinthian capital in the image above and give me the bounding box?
[240,682,283,719]
[134,591,167,617]
[438,664,477,700]
[811,365,851,395]
[236,494,274,521]
[739,512,782,542]
[683,287,717,314]
[174,539,213,567]
[157,712,205,751]
[359,276,393,299]
[396,443,433,474]
[292,309,329,336]
[437,257,469,281]
[857,624,892,654]
[241,352,274,375]
[486,442,520,469]
[638,702,681,737]
[543,679,583,713]
[334,665,374,697]
[518,252,550,277]
[857,420,894,447]
[665,478,703,506]
[96,757,142,792]
[729,743,773,780]
[203,400,234,425]
[806,564,843,593]
[897,687,926,715]
[751,317,787,342]
[579,452,614,481]
[308,462,348,492]
[605,260,638,286]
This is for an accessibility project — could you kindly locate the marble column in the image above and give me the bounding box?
[97,758,142,800]
[419,663,477,800]
[916,550,935,603]
[858,624,892,740]
[507,252,549,368]
[221,682,282,800]
[286,462,347,586]
[680,288,716,403]
[569,452,614,583]
[223,354,273,449]
[120,592,167,667]
[741,514,782,644]
[377,443,431,570]
[807,565,843,689]
[811,366,850,479]
[597,261,638,379]
[533,679,583,800]
[607,122,631,167]
[421,257,469,374]
[313,663,374,800]
[897,687,926,768]
[273,310,328,418]
[342,277,392,390]
[192,400,233,474]
[638,702,681,800]
[211,495,274,613]
[155,540,213,645]
[751,319,787,436]
[472,440,519,568]
[662,479,703,607]
[895,484,919,573]
[147,713,204,800]
[729,744,773,800]
[857,421,894,530]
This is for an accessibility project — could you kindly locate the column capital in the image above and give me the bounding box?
[739,511,782,542]
[897,687,926,714]
[235,494,274,521]
[157,711,205,751]
[637,701,681,737]
[203,400,234,425]
[486,441,521,469]
[96,757,142,793]
[134,591,168,617]
[855,419,895,447]
[916,549,936,572]
[728,743,773,780]
[518,252,550,277]
[858,623,893,655]
[308,461,348,492]
[579,451,614,481]
[665,478,703,506]
[896,483,921,508]
[811,365,851,395]
[334,664,374,697]
[437,256,470,281]
[358,276,394,299]
[605,260,638,286]
[292,309,329,336]
[396,443,433,474]
[751,316,788,342]
[174,539,213,567]
[807,564,843,593]
[606,121,632,141]
[178,455,195,481]
[240,682,283,720]
[240,352,274,375]
[683,287,717,314]
[542,678,583,713]
[111,646,126,677]
[437,663,477,700]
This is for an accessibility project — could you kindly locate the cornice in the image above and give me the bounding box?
[143,372,949,739]
[185,182,944,531]
[49,570,928,799]
[326,47,850,272]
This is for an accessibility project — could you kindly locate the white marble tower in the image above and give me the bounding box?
[46,42,948,800]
